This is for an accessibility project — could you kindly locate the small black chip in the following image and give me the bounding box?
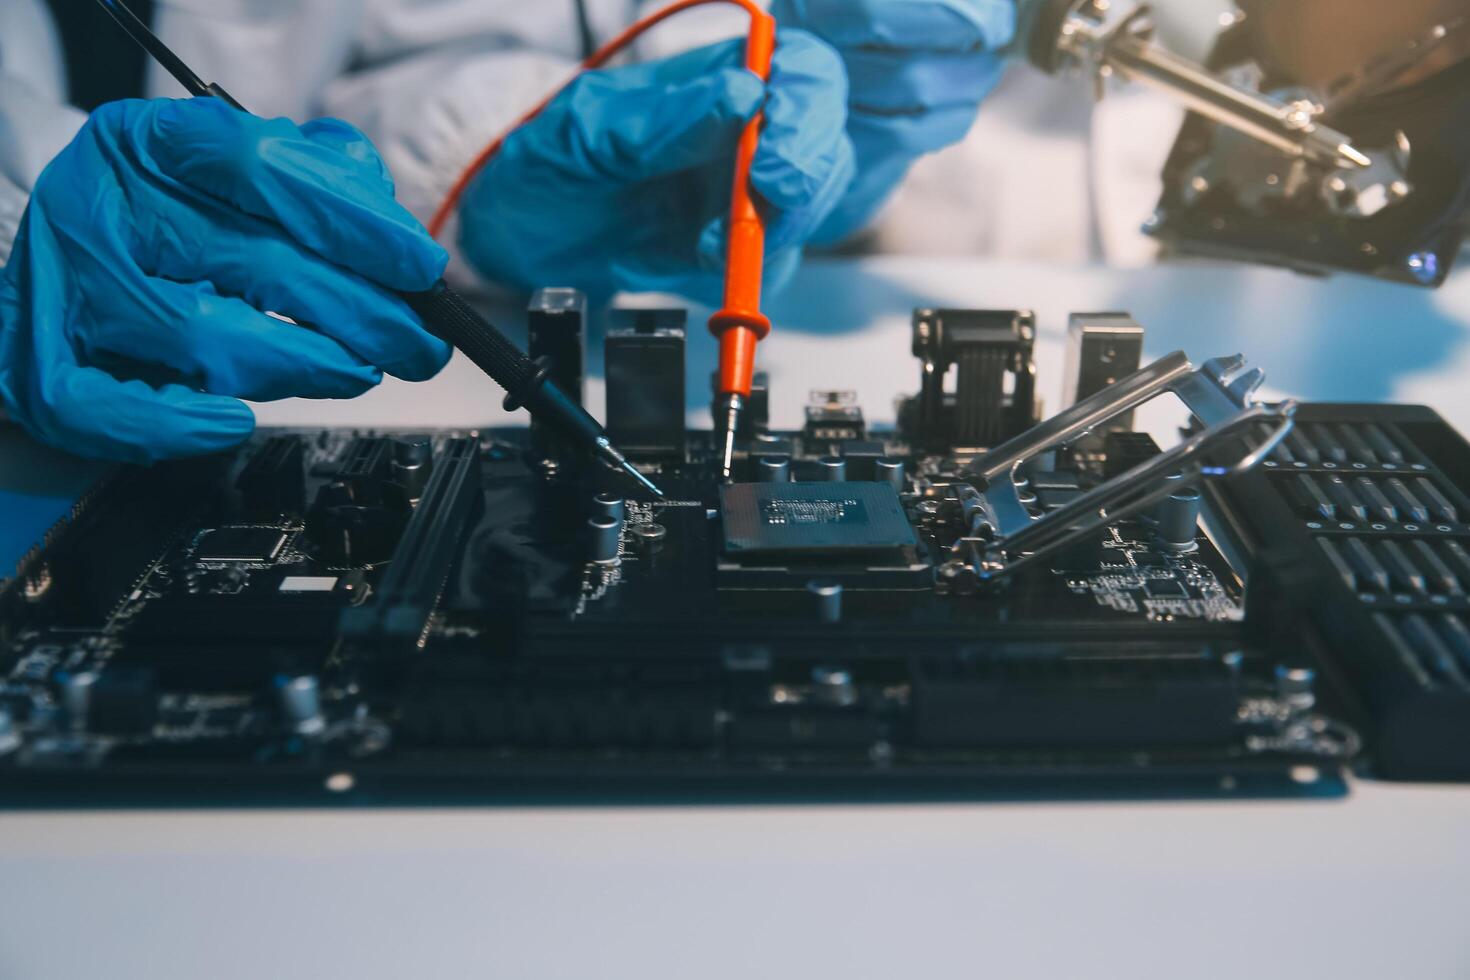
[720,482,917,557]
[194,526,288,563]
[1143,578,1189,598]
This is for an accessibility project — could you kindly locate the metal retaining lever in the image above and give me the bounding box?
[955,351,1295,583]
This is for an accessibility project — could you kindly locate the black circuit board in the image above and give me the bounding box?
[0,425,1358,801]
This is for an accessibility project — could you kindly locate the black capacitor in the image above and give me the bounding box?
[0,708,17,755]
[811,665,857,706]
[875,458,905,492]
[605,309,687,460]
[592,492,626,523]
[393,434,432,466]
[276,674,325,736]
[807,579,843,624]
[588,515,623,563]
[816,456,847,481]
[1152,478,1202,552]
[630,522,668,551]
[757,457,791,482]
[390,434,434,499]
[62,671,99,732]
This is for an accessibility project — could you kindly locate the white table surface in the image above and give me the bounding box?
[4,255,1470,980]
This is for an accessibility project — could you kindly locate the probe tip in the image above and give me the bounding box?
[595,438,663,499]
[714,393,744,483]
[621,459,665,499]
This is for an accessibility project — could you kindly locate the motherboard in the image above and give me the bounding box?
[3,295,1469,804]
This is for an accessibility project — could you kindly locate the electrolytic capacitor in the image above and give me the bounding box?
[390,434,434,499]
[591,492,626,523]
[816,456,846,481]
[277,675,326,736]
[63,671,99,732]
[807,579,843,623]
[1153,480,1202,552]
[874,458,905,492]
[629,522,667,551]
[756,457,791,483]
[1274,664,1316,711]
[0,707,17,754]
[811,665,857,706]
[588,515,623,563]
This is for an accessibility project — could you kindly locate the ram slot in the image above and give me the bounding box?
[339,438,482,652]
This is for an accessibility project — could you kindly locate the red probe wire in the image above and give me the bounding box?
[429,0,777,476]
[429,0,773,239]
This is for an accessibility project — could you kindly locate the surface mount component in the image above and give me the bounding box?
[193,527,288,564]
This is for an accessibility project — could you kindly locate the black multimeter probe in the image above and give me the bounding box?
[94,0,663,499]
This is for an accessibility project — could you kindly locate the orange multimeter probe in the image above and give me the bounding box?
[708,11,776,480]
[431,0,779,480]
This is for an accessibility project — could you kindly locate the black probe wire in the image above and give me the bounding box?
[89,0,664,499]
[96,0,205,93]
[573,0,598,61]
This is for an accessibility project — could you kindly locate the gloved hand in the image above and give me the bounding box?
[770,0,1020,244]
[458,29,856,304]
[0,98,451,464]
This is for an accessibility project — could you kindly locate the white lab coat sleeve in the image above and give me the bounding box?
[0,172,25,269]
[0,0,85,266]
[319,45,579,287]
[320,0,758,286]
[147,0,363,122]
[0,78,86,267]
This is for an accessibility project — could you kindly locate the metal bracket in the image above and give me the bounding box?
[955,351,1295,584]
[1043,0,1372,173]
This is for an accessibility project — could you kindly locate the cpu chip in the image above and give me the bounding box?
[719,482,917,557]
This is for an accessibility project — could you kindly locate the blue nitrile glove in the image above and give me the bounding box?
[0,98,451,465]
[770,0,1021,244]
[458,29,856,305]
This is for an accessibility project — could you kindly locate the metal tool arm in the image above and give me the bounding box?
[956,350,1295,585]
[1033,0,1370,171]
